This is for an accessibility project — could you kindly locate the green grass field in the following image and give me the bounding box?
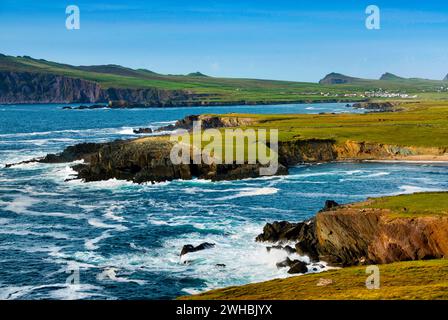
[204,101,448,148]
[358,192,448,218]
[180,259,448,300]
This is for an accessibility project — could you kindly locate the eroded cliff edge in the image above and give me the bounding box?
[256,194,448,266]
[0,71,194,105]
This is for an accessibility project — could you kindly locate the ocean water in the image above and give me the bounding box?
[0,103,447,300]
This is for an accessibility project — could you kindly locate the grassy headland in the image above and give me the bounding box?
[358,192,448,218]
[180,259,448,300]
[205,101,448,148]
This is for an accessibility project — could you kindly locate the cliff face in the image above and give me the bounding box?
[257,203,448,267]
[278,140,337,165]
[0,71,193,105]
[103,87,193,107]
[315,206,448,266]
[0,71,105,103]
[157,115,259,131]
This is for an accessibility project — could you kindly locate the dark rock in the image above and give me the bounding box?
[180,242,215,256]
[256,221,304,242]
[276,257,294,268]
[287,260,308,274]
[257,218,320,262]
[133,128,153,134]
[277,139,337,167]
[216,264,226,267]
[352,102,397,112]
[283,245,296,255]
[5,142,108,168]
[276,258,309,274]
[267,245,296,255]
[72,104,107,110]
[40,142,107,164]
[320,200,340,212]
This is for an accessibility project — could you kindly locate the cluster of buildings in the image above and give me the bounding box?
[318,91,418,99]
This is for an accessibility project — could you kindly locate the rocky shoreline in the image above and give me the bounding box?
[60,99,366,110]
[256,198,448,268]
[6,113,447,183]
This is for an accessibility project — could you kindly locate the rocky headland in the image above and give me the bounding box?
[6,113,448,182]
[181,192,448,300]
[256,197,448,267]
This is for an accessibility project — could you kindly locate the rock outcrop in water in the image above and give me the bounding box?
[180,243,215,256]
[351,101,398,112]
[156,114,256,132]
[256,199,448,267]
[13,136,286,183]
[73,138,288,183]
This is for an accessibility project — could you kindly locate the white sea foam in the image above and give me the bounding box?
[397,185,445,194]
[87,218,128,231]
[3,196,40,214]
[116,127,135,135]
[48,284,106,300]
[96,267,146,285]
[85,231,112,250]
[215,187,278,200]
[103,205,125,222]
[74,178,136,189]
[0,229,70,240]
[0,218,11,225]
[363,171,390,178]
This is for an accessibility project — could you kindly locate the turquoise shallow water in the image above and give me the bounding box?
[0,103,447,300]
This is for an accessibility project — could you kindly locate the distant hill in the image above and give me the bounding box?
[187,72,208,77]
[77,64,159,78]
[444,74,448,81]
[318,73,365,85]
[380,72,405,81]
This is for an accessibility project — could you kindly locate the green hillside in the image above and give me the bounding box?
[1,53,448,104]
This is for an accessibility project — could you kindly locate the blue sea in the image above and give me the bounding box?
[0,103,447,300]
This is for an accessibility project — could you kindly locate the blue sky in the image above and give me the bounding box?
[1,0,448,82]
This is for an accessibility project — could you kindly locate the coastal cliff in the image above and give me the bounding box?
[0,71,105,104]
[256,193,448,266]
[316,206,448,265]
[182,192,448,300]
[0,71,193,105]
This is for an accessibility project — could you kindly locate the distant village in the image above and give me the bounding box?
[319,90,419,99]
